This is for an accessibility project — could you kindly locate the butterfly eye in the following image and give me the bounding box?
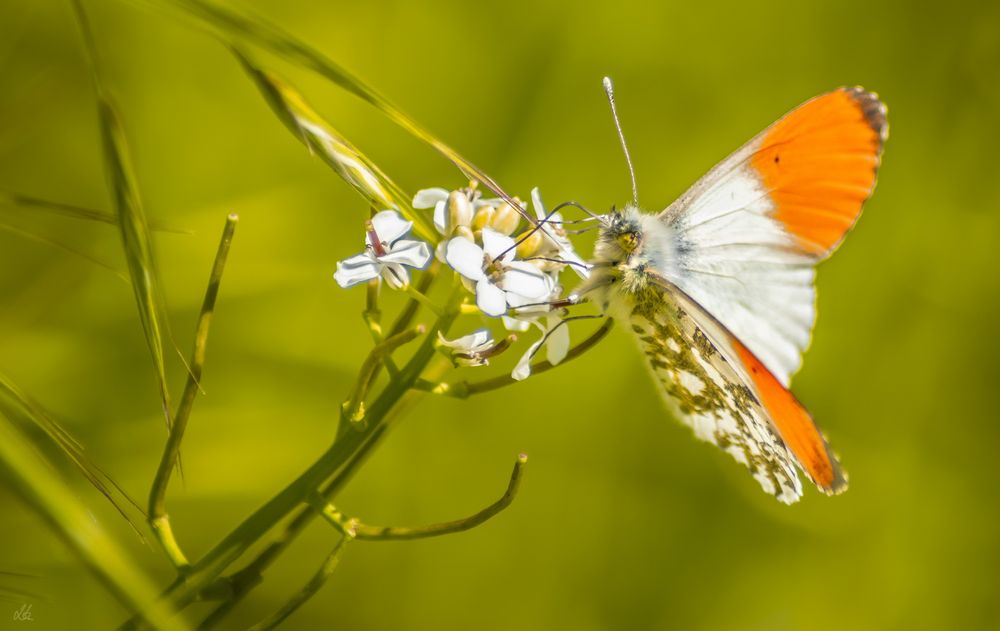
[616,231,640,252]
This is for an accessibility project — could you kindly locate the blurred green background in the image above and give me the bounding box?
[2,0,999,629]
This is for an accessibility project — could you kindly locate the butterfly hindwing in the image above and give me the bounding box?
[624,274,805,503]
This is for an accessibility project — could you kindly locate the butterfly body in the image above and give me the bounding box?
[586,206,678,299]
[575,86,886,503]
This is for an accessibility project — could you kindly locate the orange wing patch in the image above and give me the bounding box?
[732,339,847,494]
[751,87,887,257]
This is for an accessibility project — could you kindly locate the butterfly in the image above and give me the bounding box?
[572,84,888,503]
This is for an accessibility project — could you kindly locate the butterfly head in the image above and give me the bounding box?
[596,205,644,262]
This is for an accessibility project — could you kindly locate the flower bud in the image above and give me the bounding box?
[454,225,476,243]
[515,229,544,258]
[446,191,474,232]
[472,206,495,231]
[490,200,521,235]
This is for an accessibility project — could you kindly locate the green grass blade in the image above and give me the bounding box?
[0,221,127,280]
[0,189,190,233]
[232,50,435,241]
[72,0,173,426]
[0,417,186,631]
[0,373,144,534]
[0,190,116,224]
[144,0,523,210]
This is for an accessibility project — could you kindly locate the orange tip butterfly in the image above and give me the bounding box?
[574,79,887,503]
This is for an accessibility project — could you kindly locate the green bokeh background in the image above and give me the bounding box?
[2,0,999,629]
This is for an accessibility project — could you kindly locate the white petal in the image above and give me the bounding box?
[501,315,532,332]
[433,200,447,235]
[475,279,507,317]
[506,291,543,309]
[473,197,502,209]
[563,249,591,278]
[380,239,431,269]
[334,253,380,288]
[438,329,492,351]
[445,237,487,282]
[531,187,547,221]
[412,187,450,209]
[481,227,516,261]
[512,339,544,381]
[370,210,412,244]
[544,316,569,365]
[501,262,553,299]
[338,251,377,268]
[381,263,410,289]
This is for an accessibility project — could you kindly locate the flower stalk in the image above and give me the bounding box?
[342,325,426,427]
[310,453,527,541]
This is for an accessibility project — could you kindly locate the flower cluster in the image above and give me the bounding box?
[335,184,589,380]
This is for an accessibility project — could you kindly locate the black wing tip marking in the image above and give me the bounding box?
[840,86,889,151]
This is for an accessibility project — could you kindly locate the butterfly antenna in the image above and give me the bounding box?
[603,77,638,207]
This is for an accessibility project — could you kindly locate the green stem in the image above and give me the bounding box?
[122,286,465,629]
[337,260,439,442]
[248,534,353,631]
[311,453,527,540]
[236,452,526,628]
[342,326,424,426]
[149,213,238,570]
[194,419,398,629]
[402,283,443,316]
[363,279,383,339]
[394,260,440,333]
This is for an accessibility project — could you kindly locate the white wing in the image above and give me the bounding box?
[658,87,887,385]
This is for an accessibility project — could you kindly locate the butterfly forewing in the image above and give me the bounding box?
[659,87,887,386]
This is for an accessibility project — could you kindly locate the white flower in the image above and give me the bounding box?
[445,227,553,318]
[334,210,431,289]
[438,330,501,367]
[512,315,570,381]
[530,187,590,278]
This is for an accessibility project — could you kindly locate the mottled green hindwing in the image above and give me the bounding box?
[625,282,803,503]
